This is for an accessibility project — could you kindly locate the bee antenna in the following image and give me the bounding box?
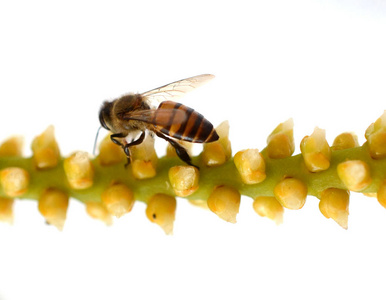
[93,126,103,156]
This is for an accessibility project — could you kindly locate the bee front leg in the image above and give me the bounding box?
[154,131,198,169]
[122,131,146,167]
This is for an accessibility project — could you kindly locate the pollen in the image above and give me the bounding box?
[168,165,199,197]
[365,111,386,159]
[319,188,350,229]
[202,121,232,167]
[31,125,60,169]
[0,136,23,157]
[0,197,14,224]
[273,177,307,210]
[98,134,126,166]
[0,167,29,197]
[331,132,359,150]
[101,182,135,218]
[38,188,69,230]
[300,127,331,172]
[253,196,284,225]
[234,149,266,184]
[130,134,158,179]
[266,118,295,159]
[63,151,94,190]
[85,201,113,225]
[207,185,241,223]
[146,193,177,235]
[337,160,372,192]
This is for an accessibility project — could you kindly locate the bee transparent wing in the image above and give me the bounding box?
[122,108,187,127]
[141,74,214,107]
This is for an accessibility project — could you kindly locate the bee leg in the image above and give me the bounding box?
[110,133,126,147]
[122,131,146,167]
[155,131,199,169]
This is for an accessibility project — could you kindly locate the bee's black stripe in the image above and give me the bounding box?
[173,105,194,140]
[188,113,204,142]
[164,102,182,131]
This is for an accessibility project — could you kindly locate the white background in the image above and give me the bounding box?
[1,0,386,299]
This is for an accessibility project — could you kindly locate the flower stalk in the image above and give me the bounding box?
[2,111,386,231]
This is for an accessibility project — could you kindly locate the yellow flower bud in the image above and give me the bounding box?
[202,121,231,167]
[234,149,266,184]
[273,177,307,210]
[146,193,177,235]
[0,136,23,157]
[377,180,386,209]
[253,196,284,225]
[365,111,386,159]
[130,134,157,179]
[0,167,29,197]
[0,197,14,224]
[63,152,94,189]
[98,134,126,166]
[300,127,331,172]
[31,125,60,169]
[319,188,350,229]
[188,199,209,209]
[207,185,240,223]
[331,132,359,151]
[168,166,199,197]
[101,183,135,218]
[85,201,113,225]
[337,160,372,192]
[267,118,295,159]
[38,188,69,230]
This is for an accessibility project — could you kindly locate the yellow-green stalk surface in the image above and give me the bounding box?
[1,112,386,232]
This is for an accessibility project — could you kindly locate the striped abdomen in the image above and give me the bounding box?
[154,101,219,143]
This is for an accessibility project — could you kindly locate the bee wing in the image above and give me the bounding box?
[122,108,187,127]
[141,74,214,107]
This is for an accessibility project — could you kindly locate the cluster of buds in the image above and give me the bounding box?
[2,111,386,232]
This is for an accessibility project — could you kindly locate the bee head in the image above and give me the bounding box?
[99,101,113,131]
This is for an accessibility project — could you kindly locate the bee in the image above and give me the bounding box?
[98,74,219,167]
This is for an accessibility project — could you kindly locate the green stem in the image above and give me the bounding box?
[0,142,384,204]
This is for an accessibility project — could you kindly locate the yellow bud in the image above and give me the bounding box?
[63,151,94,189]
[0,136,23,157]
[253,196,284,225]
[101,183,135,218]
[38,188,69,230]
[146,193,177,235]
[337,160,372,192]
[130,134,157,179]
[0,167,29,197]
[267,118,295,159]
[31,125,60,169]
[0,197,14,224]
[377,180,386,209]
[85,202,113,225]
[98,134,126,166]
[273,177,307,210]
[234,149,266,184]
[207,185,240,223]
[188,199,209,209]
[365,111,386,158]
[331,132,359,150]
[169,166,199,197]
[300,127,331,172]
[202,121,231,167]
[319,188,350,229]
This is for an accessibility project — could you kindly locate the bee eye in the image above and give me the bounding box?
[99,106,110,131]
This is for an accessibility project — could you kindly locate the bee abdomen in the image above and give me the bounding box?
[156,101,219,143]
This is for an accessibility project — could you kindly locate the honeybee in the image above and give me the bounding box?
[98,74,219,167]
